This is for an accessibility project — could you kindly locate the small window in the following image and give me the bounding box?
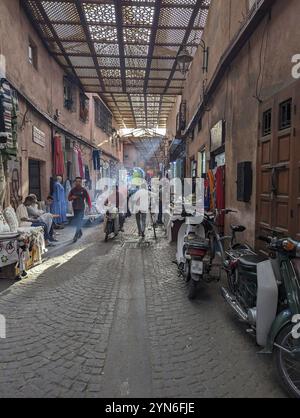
[279,99,292,130]
[262,109,272,136]
[28,38,38,70]
[64,76,76,112]
[94,97,112,135]
[79,92,89,123]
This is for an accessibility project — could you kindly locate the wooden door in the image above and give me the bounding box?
[29,159,41,201]
[256,84,296,245]
[294,85,300,241]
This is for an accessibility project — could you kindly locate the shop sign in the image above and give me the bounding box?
[210,120,225,152]
[32,126,46,147]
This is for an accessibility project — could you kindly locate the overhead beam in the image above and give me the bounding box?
[75,0,106,92]
[54,52,177,60]
[32,0,209,9]
[114,0,127,93]
[128,94,137,129]
[34,1,79,82]
[144,0,162,94]
[163,0,206,94]
[34,19,204,31]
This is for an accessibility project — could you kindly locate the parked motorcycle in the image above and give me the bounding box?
[221,236,300,398]
[176,210,213,300]
[104,206,119,243]
[203,209,255,271]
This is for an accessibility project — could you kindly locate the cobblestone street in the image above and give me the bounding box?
[0,220,286,398]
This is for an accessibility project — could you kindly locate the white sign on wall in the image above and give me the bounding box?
[32,126,46,147]
[210,120,225,152]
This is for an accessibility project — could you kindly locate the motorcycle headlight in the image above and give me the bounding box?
[283,239,296,252]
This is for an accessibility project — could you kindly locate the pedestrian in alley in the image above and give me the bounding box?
[130,183,149,238]
[68,176,92,243]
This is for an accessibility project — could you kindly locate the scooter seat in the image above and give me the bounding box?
[238,254,268,273]
[184,236,209,249]
[231,225,246,233]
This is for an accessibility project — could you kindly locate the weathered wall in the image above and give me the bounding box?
[166,0,300,245]
[0,0,121,200]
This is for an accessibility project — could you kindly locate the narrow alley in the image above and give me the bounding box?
[0,0,299,401]
[0,220,286,398]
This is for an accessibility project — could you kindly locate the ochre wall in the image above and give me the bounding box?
[0,0,122,200]
[166,0,300,245]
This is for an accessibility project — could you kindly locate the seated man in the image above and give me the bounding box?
[45,195,54,214]
[23,196,57,246]
[27,195,60,236]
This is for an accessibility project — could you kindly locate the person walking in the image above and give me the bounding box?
[68,177,92,243]
[130,184,149,239]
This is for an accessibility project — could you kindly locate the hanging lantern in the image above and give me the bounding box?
[177,47,193,75]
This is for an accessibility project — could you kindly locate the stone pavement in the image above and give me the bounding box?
[0,217,287,398]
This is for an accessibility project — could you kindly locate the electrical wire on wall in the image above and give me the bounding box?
[254,15,270,103]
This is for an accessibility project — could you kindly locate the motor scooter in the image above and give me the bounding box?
[176,209,211,300]
[221,236,300,398]
[104,206,119,242]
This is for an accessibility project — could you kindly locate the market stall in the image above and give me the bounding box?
[0,77,46,279]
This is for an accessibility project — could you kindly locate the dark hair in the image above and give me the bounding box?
[24,196,35,206]
[47,196,54,201]
[75,177,82,181]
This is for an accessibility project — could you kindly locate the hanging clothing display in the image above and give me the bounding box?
[67,161,72,181]
[215,166,226,227]
[0,79,13,149]
[72,145,84,179]
[72,147,80,180]
[10,90,19,157]
[51,180,67,224]
[207,170,215,211]
[84,165,90,182]
[92,150,101,171]
[53,134,65,177]
[0,154,6,209]
[0,79,18,157]
[77,147,84,178]
[204,177,211,211]
[84,165,92,190]
[64,179,73,214]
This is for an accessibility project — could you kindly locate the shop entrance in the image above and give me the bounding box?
[256,82,300,245]
[29,159,41,200]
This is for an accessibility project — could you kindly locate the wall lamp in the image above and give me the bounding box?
[199,39,209,74]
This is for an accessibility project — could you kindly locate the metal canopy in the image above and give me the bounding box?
[23,0,211,129]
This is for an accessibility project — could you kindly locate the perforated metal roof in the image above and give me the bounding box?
[23,0,211,129]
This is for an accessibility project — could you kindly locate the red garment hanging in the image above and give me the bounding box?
[53,134,65,176]
[215,165,225,227]
[77,147,84,178]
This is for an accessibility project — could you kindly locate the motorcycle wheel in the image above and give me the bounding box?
[274,324,300,398]
[183,261,190,282]
[188,279,198,300]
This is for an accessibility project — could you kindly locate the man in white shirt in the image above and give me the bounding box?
[129,184,149,238]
